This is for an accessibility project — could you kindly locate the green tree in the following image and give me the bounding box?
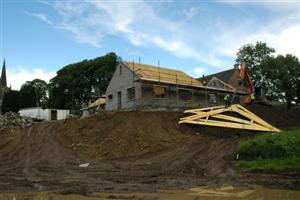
[2,89,20,113]
[297,80,300,105]
[19,79,48,108]
[30,79,48,108]
[262,54,300,108]
[235,42,275,97]
[48,52,118,109]
[19,83,36,108]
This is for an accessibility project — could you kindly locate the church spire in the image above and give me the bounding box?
[1,59,7,88]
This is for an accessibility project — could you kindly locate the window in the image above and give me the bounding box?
[212,81,217,87]
[208,93,217,104]
[119,66,122,75]
[108,94,113,101]
[153,85,167,98]
[127,87,135,100]
[178,89,192,101]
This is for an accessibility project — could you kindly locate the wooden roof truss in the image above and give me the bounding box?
[206,77,236,91]
[179,104,280,132]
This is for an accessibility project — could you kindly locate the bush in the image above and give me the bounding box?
[234,130,300,160]
[233,129,300,170]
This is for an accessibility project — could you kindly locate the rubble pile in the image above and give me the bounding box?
[0,112,32,128]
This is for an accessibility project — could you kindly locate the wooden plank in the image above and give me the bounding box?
[183,105,225,113]
[233,105,279,131]
[212,114,251,125]
[207,77,236,91]
[181,107,232,121]
[232,106,275,130]
[199,118,272,131]
[180,118,273,132]
[179,104,280,132]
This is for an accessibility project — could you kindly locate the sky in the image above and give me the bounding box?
[1,0,299,90]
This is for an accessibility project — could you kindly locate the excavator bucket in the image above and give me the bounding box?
[179,104,280,132]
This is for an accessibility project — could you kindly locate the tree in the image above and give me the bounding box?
[262,54,300,108]
[19,79,48,108]
[19,83,36,108]
[2,89,20,113]
[297,80,300,105]
[235,42,275,97]
[30,79,48,108]
[48,52,118,109]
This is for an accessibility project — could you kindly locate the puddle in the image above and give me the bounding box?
[1,185,300,200]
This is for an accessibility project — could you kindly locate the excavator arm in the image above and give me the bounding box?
[239,63,254,104]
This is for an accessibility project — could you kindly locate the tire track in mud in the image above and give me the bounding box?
[23,127,32,177]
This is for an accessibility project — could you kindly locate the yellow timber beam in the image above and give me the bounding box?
[179,104,280,132]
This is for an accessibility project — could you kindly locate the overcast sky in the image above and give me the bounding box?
[1,0,299,90]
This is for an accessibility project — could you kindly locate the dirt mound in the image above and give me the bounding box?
[51,112,192,160]
[0,106,300,193]
[246,105,300,130]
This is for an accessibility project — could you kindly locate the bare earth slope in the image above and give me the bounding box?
[0,107,299,194]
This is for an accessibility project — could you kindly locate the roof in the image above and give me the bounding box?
[199,68,237,85]
[81,97,106,111]
[198,67,248,93]
[123,61,202,87]
[89,97,106,108]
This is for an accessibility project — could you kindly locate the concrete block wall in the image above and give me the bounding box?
[105,63,141,110]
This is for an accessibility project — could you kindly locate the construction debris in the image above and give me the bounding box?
[0,112,32,128]
[179,104,280,132]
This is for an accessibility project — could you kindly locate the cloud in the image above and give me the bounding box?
[219,0,299,11]
[193,67,207,77]
[272,24,300,57]
[152,36,223,67]
[34,1,299,70]
[218,23,300,58]
[183,6,202,19]
[41,1,224,67]
[25,11,53,25]
[125,48,139,56]
[7,68,55,90]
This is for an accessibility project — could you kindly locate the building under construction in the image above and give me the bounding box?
[105,61,249,110]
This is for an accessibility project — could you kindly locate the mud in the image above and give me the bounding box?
[0,108,300,195]
[2,185,300,200]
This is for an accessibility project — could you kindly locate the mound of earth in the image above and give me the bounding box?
[0,106,300,194]
[53,112,194,160]
[246,104,300,130]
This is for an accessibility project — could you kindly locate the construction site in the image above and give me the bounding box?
[3,0,300,198]
[0,62,300,200]
[0,105,300,198]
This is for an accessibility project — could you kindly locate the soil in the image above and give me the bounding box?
[0,105,300,195]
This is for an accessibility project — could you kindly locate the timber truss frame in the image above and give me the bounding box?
[179,104,280,132]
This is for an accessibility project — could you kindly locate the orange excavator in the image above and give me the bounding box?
[239,63,270,105]
[239,63,254,105]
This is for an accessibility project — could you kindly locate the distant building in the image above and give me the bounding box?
[19,107,70,121]
[197,66,248,94]
[0,59,8,114]
[105,61,248,111]
[81,96,106,118]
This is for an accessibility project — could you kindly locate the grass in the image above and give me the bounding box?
[233,129,300,170]
[237,157,300,170]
